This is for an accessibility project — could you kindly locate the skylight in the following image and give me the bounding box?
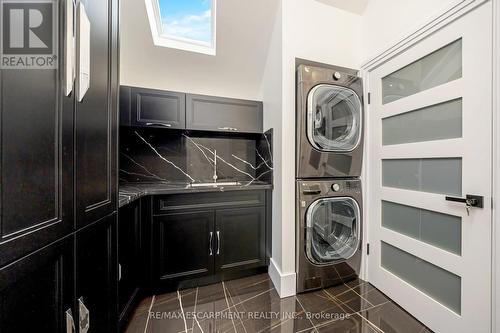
[145,0,216,55]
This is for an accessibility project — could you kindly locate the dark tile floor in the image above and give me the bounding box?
[125,274,432,333]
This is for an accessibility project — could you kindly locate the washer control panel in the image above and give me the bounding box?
[330,180,361,194]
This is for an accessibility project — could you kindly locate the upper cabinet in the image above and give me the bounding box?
[120,86,186,129]
[186,94,263,134]
[0,0,74,266]
[120,86,263,133]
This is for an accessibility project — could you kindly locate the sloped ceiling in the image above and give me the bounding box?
[120,0,280,100]
[315,0,369,14]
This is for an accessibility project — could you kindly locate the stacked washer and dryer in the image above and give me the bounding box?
[295,63,364,293]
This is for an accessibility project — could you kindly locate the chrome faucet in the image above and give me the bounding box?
[213,149,218,183]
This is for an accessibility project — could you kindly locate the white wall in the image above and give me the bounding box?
[120,0,279,100]
[362,0,460,61]
[265,0,363,297]
[260,1,286,295]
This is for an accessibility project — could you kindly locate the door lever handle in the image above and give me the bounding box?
[445,194,484,208]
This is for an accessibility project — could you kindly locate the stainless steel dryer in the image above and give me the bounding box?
[296,179,362,293]
[296,64,364,178]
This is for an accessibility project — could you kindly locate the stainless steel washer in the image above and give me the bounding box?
[296,64,364,178]
[296,179,362,293]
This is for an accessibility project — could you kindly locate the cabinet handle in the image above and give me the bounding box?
[218,127,238,131]
[145,122,172,128]
[78,297,90,333]
[209,232,213,256]
[77,3,90,102]
[65,0,75,96]
[216,231,220,255]
[65,309,75,333]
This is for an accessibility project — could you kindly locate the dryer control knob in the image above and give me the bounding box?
[332,183,341,192]
[333,72,341,80]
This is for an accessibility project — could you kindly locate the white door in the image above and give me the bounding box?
[367,3,493,333]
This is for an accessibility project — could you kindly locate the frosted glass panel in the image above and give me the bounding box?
[381,242,461,314]
[382,158,462,195]
[382,39,462,104]
[382,201,461,254]
[383,99,462,145]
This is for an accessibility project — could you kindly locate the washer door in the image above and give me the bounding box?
[307,84,362,152]
[306,197,360,265]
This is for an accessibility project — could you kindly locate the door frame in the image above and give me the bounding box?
[359,0,497,330]
[493,0,500,331]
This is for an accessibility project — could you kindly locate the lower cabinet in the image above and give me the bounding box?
[151,192,268,292]
[0,214,118,333]
[215,207,266,274]
[76,213,118,333]
[118,200,143,330]
[0,237,74,333]
[153,210,215,290]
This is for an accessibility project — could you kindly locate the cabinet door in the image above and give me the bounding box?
[153,211,214,289]
[119,85,132,126]
[76,213,117,333]
[215,207,266,273]
[75,0,118,229]
[118,201,142,328]
[186,94,263,133]
[0,0,74,266]
[0,237,74,333]
[129,87,186,129]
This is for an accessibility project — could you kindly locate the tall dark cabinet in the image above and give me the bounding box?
[0,0,74,268]
[0,0,119,331]
[75,0,118,228]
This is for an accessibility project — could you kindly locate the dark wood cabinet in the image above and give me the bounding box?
[0,237,74,333]
[120,86,186,129]
[119,86,264,134]
[186,94,263,134]
[75,0,119,229]
[153,211,215,289]
[215,207,266,274]
[0,0,74,267]
[150,190,269,292]
[0,0,119,330]
[118,200,142,330]
[0,0,119,261]
[76,213,117,333]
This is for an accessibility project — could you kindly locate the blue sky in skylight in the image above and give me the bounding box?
[159,0,212,44]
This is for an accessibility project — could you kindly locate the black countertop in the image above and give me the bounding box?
[119,181,273,208]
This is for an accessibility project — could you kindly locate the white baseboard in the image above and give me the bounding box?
[268,258,296,298]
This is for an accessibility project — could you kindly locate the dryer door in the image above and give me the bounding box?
[307,85,362,152]
[306,197,360,265]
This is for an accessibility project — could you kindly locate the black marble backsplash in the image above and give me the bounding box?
[120,128,273,184]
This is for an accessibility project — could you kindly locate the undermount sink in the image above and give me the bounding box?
[189,181,241,188]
